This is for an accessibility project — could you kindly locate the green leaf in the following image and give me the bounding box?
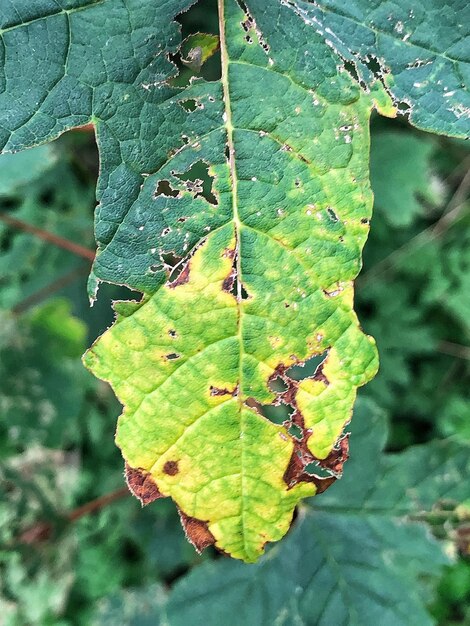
[82,0,399,561]
[370,131,441,227]
[289,0,470,137]
[0,144,57,196]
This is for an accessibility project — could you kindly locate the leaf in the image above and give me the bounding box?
[370,130,441,227]
[82,0,399,561]
[0,144,57,196]
[2,0,468,561]
[95,399,470,626]
[288,0,470,137]
[181,33,220,72]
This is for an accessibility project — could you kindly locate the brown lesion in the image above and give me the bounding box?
[163,460,179,476]
[210,383,238,397]
[249,354,348,494]
[125,463,164,505]
[178,509,216,553]
[168,261,191,288]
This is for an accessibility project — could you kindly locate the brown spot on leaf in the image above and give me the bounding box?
[222,268,236,293]
[210,384,238,397]
[125,463,164,505]
[223,247,236,259]
[163,460,179,476]
[168,261,190,288]
[178,509,215,553]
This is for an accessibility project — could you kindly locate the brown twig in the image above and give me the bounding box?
[67,487,129,522]
[437,340,470,361]
[18,486,130,545]
[13,265,90,315]
[0,212,95,261]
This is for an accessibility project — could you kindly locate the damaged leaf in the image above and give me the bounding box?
[288,0,470,137]
[84,0,395,561]
[1,0,469,562]
[181,33,220,72]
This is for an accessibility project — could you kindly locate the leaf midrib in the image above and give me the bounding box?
[218,0,251,559]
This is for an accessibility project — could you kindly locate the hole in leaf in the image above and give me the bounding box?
[288,424,303,440]
[155,180,179,199]
[174,161,217,206]
[228,275,250,300]
[343,60,360,83]
[286,350,329,381]
[263,403,294,425]
[304,462,335,479]
[179,98,198,112]
[161,251,182,268]
[327,207,339,222]
[268,376,288,393]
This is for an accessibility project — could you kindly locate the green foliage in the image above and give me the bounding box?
[0,0,469,621]
[0,141,94,310]
[370,131,442,226]
[96,399,469,625]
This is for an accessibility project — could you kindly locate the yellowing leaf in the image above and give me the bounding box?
[84,0,395,561]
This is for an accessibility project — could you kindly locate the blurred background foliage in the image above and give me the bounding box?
[1,3,470,625]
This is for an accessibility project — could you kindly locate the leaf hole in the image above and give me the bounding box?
[327,207,339,222]
[174,161,218,206]
[154,179,180,199]
[268,376,288,393]
[288,424,303,440]
[286,350,329,382]
[304,462,335,479]
[179,98,198,112]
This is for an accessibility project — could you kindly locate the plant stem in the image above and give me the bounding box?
[13,265,89,315]
[18,486,130,545]
[0,212,95,261]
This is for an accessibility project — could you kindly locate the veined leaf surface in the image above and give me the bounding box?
[1,0,468,561]
[85,0,394,561]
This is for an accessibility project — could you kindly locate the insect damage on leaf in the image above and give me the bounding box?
[82,0,398,562]
[12,0,470,564]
